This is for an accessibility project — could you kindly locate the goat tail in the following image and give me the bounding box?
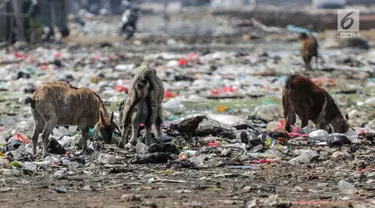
[25,97,36,108]
[285,74,299,91]
[282,86,296,133]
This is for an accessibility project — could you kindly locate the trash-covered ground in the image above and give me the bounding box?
[2,10,375,208]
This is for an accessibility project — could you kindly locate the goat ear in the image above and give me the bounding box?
[113,122,121,136]
[329,124,335,133]
[345,113,349,121]
[110,112,114,123]
[100,111,105,123]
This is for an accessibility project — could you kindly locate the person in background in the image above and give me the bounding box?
[120,0,139,39]
[163,0,170,32]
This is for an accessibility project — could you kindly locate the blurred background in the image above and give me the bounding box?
[1,0,375,45]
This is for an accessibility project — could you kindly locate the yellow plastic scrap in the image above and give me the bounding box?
[152,169,173,175]
[9,161,22,168]
[217,105,229,112]
[207,187,223,191]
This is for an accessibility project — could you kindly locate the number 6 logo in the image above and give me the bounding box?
[338,10,359,32]
[341,12,355,30]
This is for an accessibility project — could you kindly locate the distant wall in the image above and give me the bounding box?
[140,0,375,5]
[348,0,375,4]
[255,0,311,5]
[242,0,374,5]
[226,0,375,6]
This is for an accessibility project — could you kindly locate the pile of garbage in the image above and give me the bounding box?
[1,35,375,170]
[1,11,375,206]
[0,111,374,172]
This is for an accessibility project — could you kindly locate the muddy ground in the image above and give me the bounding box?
[1,8,375,208]
[1,161,374,208]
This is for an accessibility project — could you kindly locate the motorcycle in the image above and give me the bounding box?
[119,3,139,40]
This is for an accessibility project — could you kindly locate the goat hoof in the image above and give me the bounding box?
[124,143,133,149]
[34,152,43,159]
[73,149,84,156]
[130,139,137,146]
[117,140,126,148]
[42,152,49,158]
[73,148,93,156]
[86,148,94,155]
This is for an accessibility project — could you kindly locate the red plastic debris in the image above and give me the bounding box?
[358,128,367,136]
[187,53,200,63]
[356,168,375,172]
[178,59,189,66]
[187,53,198,59]
[109,54,117,61]
[178,53,203,66]
[311,77,336,87]
[208,141,221,147]
[277,120,303,133]
[221,86,238,93]
[164,90,177,99]
[39,64,49,70]
[252,159,277,164]
[211,86,239,96]
[54,51,61,58]
[13,52,28,59]
[93,54,101,60]
[14,133,30,144]
[288,132,308,138]
[114,85,128,93]
[210,88,220,95]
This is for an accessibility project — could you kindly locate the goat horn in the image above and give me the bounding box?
[100,111,105,123]
[329,124,335,133]
[114,123,121,136]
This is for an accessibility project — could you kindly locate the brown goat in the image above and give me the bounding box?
[119,63,164,147]
[282,74,349,133]
[25,82,120,157]
[30,28,43,44]
[300,32,319,70]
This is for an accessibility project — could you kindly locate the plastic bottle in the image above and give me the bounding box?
[189,154,208,168]
[98,153,116,164]
[136,142,148,154]
[178,150,197,160]
[308,129,329,138]
[289,150,319,164]
[338,180,357,195]
[0,159,9,168]
[22,162,37,172]
[302,126,314,134]
[59,136,74,148]
[68,161,81,171]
